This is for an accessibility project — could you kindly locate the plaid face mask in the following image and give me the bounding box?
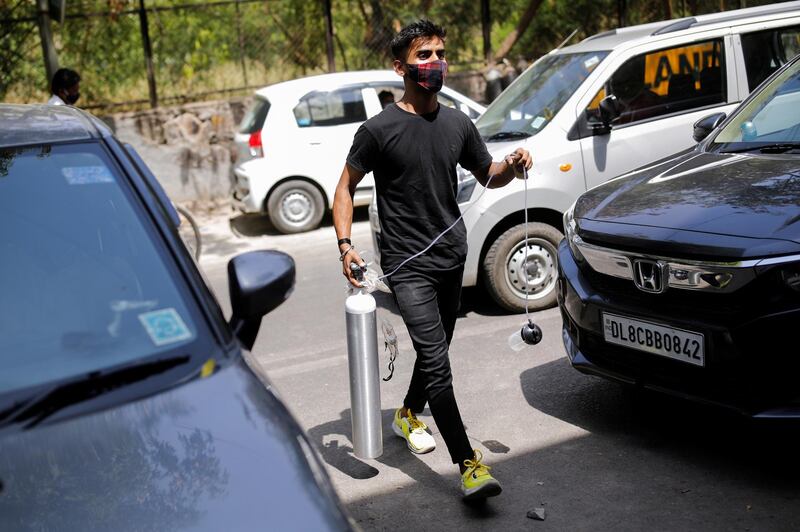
[405,60,448,93]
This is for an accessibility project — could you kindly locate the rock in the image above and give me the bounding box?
[527,508,546,521]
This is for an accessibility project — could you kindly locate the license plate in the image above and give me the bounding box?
[602,312,705,367]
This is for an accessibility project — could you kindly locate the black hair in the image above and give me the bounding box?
[51,68,81,94]
[390,19,446,61]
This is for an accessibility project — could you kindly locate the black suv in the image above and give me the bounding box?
[557,55,800,417]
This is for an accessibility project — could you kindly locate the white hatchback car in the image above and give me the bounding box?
[369,2,800,313]
[232,70,485,233]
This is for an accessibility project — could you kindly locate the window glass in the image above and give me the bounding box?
[741,25,800,91]
[239,96,270,134]
[714,59,800,144]
[477,51,609,139]
[293,88,367,127]
[0,143,198,394]
[438,93,458,109]
[586,39,726,126]
[371,84,403,109]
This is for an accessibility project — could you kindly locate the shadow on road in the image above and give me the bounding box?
[334,358,800,529]
[520,357,800,483]
[307,408,503,523]
[307,408,446,486]
[228,206,371,238]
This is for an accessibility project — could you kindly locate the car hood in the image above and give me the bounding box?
[0,357,350,531]
[575,150,800,259]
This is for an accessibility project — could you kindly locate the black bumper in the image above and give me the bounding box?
[556,239,800,418]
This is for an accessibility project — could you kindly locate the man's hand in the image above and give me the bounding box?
[341,245,366,288]
[504,147,533,178]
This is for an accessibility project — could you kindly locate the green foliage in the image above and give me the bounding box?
[0,0,787,108]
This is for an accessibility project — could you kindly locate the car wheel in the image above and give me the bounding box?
[483,222,562,313]
[267,180,325,234]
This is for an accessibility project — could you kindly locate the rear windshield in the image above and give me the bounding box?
[0,142,198,394]
[239,96,271,134]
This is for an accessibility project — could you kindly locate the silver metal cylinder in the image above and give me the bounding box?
[345,291,383,459]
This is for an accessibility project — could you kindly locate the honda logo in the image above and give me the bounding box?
[633,260,667,293]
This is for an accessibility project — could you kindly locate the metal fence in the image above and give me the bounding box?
[0,0,772,111]
[0,0,493,111]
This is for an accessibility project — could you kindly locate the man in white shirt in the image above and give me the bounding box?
[48,69,81,106]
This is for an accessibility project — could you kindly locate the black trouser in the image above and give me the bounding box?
[387,266,473,465]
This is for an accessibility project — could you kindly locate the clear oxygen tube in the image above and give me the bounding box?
[508,165,543,351]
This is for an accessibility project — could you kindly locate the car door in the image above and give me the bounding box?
[292,85,374,198]
[577,33,740,190]
[732,19,800,97]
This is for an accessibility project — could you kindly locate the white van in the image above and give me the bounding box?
[369,2,800,312]
[231,70,485,234]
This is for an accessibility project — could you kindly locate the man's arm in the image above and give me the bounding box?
[333,163,367,287]
[472,147,533,188]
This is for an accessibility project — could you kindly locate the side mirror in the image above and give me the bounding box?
[598,95,621,127]
[692,112,726,143]
[228,250,295,350]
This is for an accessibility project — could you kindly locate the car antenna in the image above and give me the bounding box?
[553,28,579,52]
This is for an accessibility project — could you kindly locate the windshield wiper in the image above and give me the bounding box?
[484,130,532,142]
[0,355,189,430]
[720,142,800,154]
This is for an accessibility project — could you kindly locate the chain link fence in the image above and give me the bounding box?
[0,0,495,111]
[1,0,779,111]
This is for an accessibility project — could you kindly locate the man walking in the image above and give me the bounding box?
[333,19,531,500]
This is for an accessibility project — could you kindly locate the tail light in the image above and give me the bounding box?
[248,130,263,158]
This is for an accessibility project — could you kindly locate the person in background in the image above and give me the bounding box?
[378,90,396,108]
[48,68,81,106]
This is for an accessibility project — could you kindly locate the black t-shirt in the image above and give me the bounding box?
[347,103,492,273]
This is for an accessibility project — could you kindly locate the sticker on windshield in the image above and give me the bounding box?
[62,165,114,185]
[584,55,601,70]
[138,308,192,346]
[531,116,546,130]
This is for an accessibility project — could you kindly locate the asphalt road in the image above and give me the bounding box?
[196,208,800,531]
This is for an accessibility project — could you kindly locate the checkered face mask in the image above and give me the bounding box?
[405,60,448,93]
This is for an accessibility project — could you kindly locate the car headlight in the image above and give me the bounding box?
[456,166,477,204]
[563,200,584,262]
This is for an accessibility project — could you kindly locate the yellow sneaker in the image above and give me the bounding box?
[392,407,436,454]
[461,449,502,500]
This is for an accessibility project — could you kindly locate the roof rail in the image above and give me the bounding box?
[652,17,696,35]
[693,2,800,27]
[583,29,616,42]
[652,2,800,36]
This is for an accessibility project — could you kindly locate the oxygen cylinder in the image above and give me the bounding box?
[345,289,383,459]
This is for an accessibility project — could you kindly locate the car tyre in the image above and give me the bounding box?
[267,179,325,234]
[483,222,562,313]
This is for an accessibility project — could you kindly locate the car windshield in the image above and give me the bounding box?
[0,142,198,395]
[476,51,609,140]
[713,59,800,152]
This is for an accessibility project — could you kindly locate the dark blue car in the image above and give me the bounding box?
[558,55,800,418]
[0,105,351,530]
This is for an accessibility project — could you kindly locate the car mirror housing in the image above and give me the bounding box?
[598,95,621,128]
[692,112,726,143]
[228,250,295,350]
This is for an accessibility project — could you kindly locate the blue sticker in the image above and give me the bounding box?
[63,165,115,185]
[138,308,192,346]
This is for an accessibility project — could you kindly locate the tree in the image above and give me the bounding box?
[494,0,544,61]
